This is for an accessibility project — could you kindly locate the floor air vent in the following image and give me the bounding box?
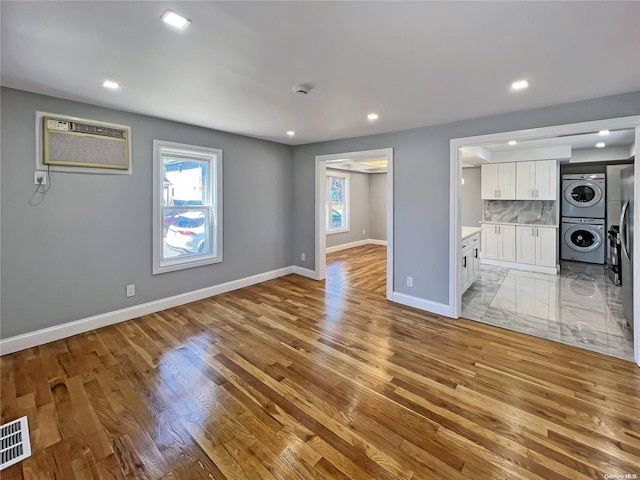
[0,417,31,471]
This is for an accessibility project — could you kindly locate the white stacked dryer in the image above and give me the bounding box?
[561,173,606,264]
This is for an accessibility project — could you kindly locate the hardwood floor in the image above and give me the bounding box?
[326,244,386,295]
[2,244,639,479]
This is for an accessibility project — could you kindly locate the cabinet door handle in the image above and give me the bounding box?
[498,189,501,198]
[536,227,539,237]
[498,226,501,234]
[463,256,467,268]
[531,228,534,237]
[474,248,478,258]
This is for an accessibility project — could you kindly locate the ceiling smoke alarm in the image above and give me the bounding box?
[293,84,312,95]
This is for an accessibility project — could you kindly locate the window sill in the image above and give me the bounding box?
[154,254,223,275]
[326,228,350,235]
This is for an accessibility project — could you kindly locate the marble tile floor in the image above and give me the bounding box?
[461,261,634,361]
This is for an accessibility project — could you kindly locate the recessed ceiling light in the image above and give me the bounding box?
[367,113,379,121]
[102,80,120,90]
[508,140,517,146]
[511,80,529,91]
[161,10,191,30]
[596,142,605,148]
[286,130,296,136]
[598,130,610,136]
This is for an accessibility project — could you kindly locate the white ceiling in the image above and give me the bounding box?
[461,128,636,167]
[327,156,388,174]
[2,1,639,145]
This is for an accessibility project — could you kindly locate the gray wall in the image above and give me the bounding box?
[461,167,482,227]
[1,87,293,338]
[369,173,387,241]
[293,91,640,305]
[326,169,369,248]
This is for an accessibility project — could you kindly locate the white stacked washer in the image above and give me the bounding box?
[561,173,606,264]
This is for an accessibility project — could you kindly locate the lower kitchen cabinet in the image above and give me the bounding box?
[483,223,557,274]
[461,232,480,294]
[482,224,515,262]
[516,226,556,268]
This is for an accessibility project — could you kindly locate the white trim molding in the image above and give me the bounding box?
[325,239,387,254]
[391,292,454,318]
[0,266,294,356]
[368,239,388,246]
[292,266,319,279]
[480,259,558,276]
[315,148,394,300]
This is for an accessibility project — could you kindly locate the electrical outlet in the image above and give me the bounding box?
[363,229,366,235]
[34,171,47,185]
[301,253,306,261]
[126,284,135,297]
[406,276,413,287]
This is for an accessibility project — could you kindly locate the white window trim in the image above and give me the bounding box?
[152,140,223,274]
[326,172,350,235]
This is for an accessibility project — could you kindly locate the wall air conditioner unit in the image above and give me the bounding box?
[42,115,131,171]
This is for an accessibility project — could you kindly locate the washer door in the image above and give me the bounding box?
[564,225,603,252]
[564,180,603,208]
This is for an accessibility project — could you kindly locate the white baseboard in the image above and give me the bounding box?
[326,239,369,253]
[368,239,388,246]
[292,266,318,279]
[326,238,387,254]
[0,266,294,356]
[391,291,454,318]
[480,258,558,275]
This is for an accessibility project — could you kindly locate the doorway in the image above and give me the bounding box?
[315,148,394,300]
[450,117,640,366]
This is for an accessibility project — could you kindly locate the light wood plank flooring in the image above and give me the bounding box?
[1,245,639,479]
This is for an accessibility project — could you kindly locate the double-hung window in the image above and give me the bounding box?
[326,172,349,233]
[153,140,223,274]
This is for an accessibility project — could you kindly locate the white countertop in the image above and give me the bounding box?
[481,221,558,228]
[461,226,482,240]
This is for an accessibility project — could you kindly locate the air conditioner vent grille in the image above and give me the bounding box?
[70,121,126,139]
[0,417,31,471]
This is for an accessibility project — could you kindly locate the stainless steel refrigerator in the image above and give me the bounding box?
[620,166,634,329]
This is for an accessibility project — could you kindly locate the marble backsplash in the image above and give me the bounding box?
[484,200,556,224]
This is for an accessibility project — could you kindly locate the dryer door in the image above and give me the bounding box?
[564,225,603,252]
[563,180,603,209]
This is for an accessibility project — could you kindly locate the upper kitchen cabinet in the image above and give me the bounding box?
[515,160,557,200]
[481,163,516,199]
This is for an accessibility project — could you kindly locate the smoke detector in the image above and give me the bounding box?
[293,84,312,95]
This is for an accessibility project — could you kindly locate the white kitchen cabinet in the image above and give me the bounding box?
[481,163,516,199]
[516,226,537,265]
[482,225,498,260]
[482,224,515,261]
[516,160,557,200]
[498,225,516,262]
[516,225,556,267]
[461,232,480,294]
[486,224,557,274]
[535,227,556,268]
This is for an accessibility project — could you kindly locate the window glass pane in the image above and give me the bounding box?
[331,204,344,229]
[330,178,344,203]
[163,208,210,259]
[163,157,208,207]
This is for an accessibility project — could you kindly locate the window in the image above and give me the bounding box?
[153,140,222,274]
[326,172,349,233]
